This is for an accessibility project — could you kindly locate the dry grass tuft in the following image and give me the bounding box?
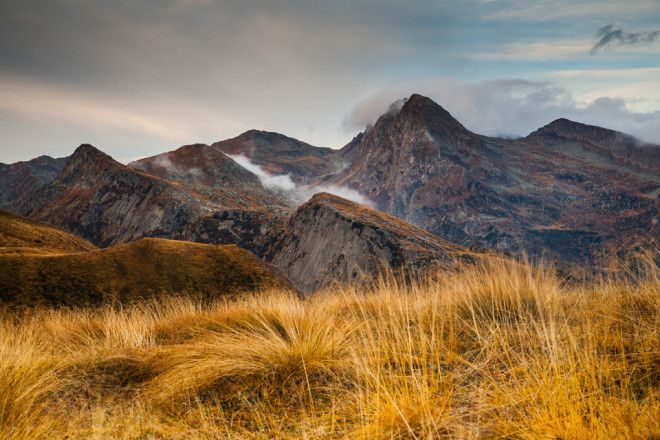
[0,256,658,438]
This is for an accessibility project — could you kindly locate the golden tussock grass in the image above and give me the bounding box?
[0,254,658,439]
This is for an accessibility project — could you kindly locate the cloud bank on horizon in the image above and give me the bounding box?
[0,0,658,163]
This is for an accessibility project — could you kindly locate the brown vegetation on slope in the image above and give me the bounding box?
[0,210,96,256]
[0,212,294,308]
[0,255,657,438]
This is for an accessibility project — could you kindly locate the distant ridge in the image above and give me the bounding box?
[1,93,658,275]
[527,117,660,175]
[129,142,290,207]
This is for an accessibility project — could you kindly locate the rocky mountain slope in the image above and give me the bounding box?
[324,94,658,264]
[7,144,220,247]
[2,144,292,251]
[212,130,345,183]
[268,192,475,292]
[129,143,291,207]
[526,118,660,176]
[0,211,294,307]
[0,155,68,211]
[1,93,657,289]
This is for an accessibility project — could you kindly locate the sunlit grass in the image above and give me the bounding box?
[1,255,658,438]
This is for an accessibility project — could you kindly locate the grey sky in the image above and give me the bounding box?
[1,0,659,163]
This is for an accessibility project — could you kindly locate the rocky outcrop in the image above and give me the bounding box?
[324,94,659,265]
[212,130,346,183]
[178,207,291,257]
[268,192,475,293]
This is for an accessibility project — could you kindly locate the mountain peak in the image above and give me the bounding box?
[58,144,122,185]
[540,118,591,133]
[70,144,115,164]
[402,93,439,109]
[373,94,468,134]
[529,118,635,143]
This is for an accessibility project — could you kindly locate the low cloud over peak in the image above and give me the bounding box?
[343,79,660,143]
[228,153,374,207]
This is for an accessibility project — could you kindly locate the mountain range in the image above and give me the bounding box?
[1,93,658,295]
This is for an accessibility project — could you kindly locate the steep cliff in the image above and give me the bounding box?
[269,193,475,292]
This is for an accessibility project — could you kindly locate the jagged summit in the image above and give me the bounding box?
[71,143,112,160]
[368,94,470,136]
[57,144,123,186]
[67,144,119,171]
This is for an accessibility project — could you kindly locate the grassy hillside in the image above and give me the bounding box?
[1,255,657,438]
[0,238,294,307]
[0,210,96,255]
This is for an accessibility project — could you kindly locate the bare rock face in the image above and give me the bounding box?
[178,207,291,257]
[325,94,659,265]
[11,144,218,246]
[129,143,291,208]
[269,192,474,293]
[0,144,295,254]
[0,155,68,211]
[212,130,346,183]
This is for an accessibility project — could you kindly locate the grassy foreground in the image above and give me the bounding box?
[1,257,658,439]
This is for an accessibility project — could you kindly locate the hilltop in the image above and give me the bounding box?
[0,212,294,307]
[0,210,96,255]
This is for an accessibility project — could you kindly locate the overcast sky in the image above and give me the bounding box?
[1,0,659,163]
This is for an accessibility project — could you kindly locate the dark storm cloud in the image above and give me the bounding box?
[591,24,660,54]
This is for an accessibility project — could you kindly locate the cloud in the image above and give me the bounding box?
[591,24,660,54]
[227,154,374,207]
[469,39,591,61]
[485,0,660,21]
[228,154,297,191]
[0,74,190,140]
[151,154,202,177]
[342,78,660,143]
